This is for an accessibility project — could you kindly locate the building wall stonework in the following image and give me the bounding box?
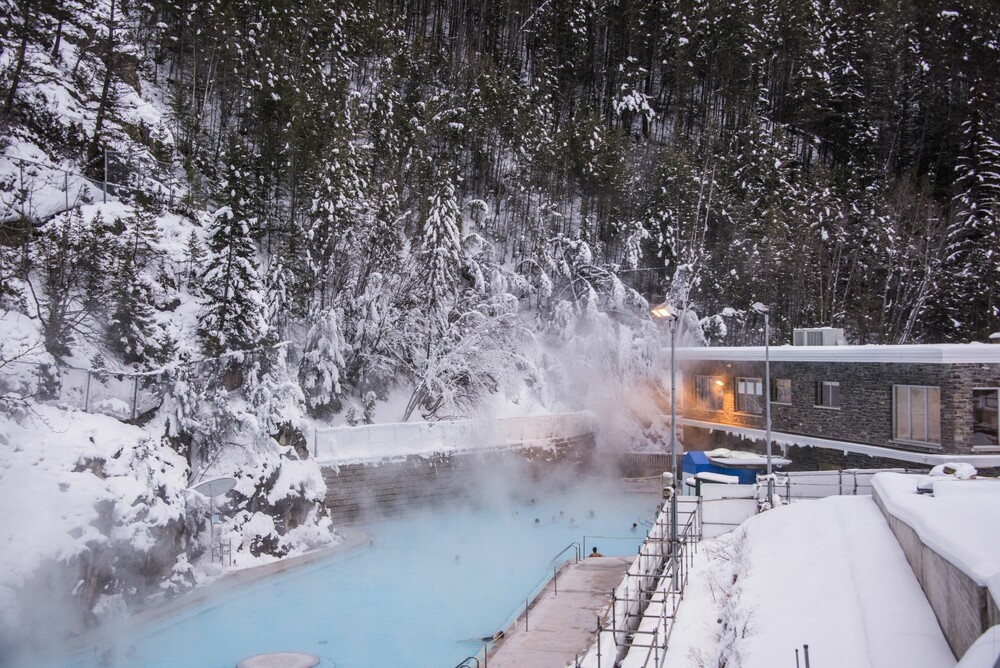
[680,358,1000,456]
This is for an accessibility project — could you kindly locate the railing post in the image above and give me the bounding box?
[64,169,69,211]
[596,618,602,668]
[103,148,108,203]
[611,589,616,637]
[803,644,811,668]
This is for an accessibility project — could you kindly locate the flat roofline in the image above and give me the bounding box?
[677,418,1000,467]
[674,343,1000,364]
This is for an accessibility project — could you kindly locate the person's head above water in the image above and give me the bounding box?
[592,547,599,554]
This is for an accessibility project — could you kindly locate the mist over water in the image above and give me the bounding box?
[52,481,658,668]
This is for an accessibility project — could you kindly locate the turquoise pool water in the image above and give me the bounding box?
[61,485,657,668]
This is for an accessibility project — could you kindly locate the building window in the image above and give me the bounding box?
[894,385,941,445]
[973,388,999,447]
[736,378,763,414]
[694,375,724,411]
[815,381,840,408]
[772,378,792,404]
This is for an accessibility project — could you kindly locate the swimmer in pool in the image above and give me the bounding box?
[589,547,603,557]
[534,518,540,525]
[631,522,638,532]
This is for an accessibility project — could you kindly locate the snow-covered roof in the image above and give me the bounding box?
[677,417,1000,467]
[675,343,1000,364]
[872,473,1000,596]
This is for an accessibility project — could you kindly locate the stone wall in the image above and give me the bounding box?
[680,359,1000,457]
[873,489,1000,659]
[320,434,596,523]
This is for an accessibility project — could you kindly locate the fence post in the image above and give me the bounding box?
[130,375,139,420]
[84,370,91,412]
[18,159,25,219]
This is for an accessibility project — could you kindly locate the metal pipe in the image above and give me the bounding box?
[669,317,678,575]
[803,644,810,668]
[764,309,773,507]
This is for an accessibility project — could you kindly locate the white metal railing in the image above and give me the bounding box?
[311,412,594,461]
[576,497,702,668]
[763,468,926,502]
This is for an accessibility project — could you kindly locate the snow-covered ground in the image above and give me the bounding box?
[661,496,956,668]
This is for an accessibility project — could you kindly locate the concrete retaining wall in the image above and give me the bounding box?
[320,434,596,523]
[872,489,999,658]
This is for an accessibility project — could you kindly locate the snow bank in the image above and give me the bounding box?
[312,411,592,463]
[664,496,955,668]
[0,405,146,591]
[956,626,1000,668]
[872,473,1000,585]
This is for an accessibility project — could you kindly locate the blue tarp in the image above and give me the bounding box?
[682,450,758,484]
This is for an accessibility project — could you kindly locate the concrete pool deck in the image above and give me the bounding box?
[489,556,634,668]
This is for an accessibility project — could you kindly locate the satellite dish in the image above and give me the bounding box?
[191,476,238,498]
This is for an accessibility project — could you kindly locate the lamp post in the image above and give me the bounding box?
[651,302,679,560]
[751,302,773,507]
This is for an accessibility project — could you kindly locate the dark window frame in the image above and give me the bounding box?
[735,377,763,414]
[893,384,942,446]
[694,375,725,411]
[973,387,999,448]
[815,381,840,409]
[772,378,792,404]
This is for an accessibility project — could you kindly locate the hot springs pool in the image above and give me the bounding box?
[61,484,658,668]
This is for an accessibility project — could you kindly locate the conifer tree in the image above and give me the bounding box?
[298,307,348,417]
[197,142,266,356]
[939,83,1000,340]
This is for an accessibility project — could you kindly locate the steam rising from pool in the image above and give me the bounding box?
[53,481,658,668]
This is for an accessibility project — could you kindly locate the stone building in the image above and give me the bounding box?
[674,342,1000,471]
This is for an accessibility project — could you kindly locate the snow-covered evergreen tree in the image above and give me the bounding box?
[418,173,464,327]
[298,307,348,417]
[939,82,1000,340]
[197,143,266,356]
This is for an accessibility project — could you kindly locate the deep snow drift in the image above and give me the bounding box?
[662,496,955,668]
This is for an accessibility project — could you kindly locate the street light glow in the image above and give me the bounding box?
[651,302,675,320]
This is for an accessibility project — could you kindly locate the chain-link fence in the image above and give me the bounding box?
[1,148,193,225]
[2,359,166,420]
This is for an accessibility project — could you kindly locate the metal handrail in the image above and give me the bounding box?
[550,541,581,565]
[453,657,480,668]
